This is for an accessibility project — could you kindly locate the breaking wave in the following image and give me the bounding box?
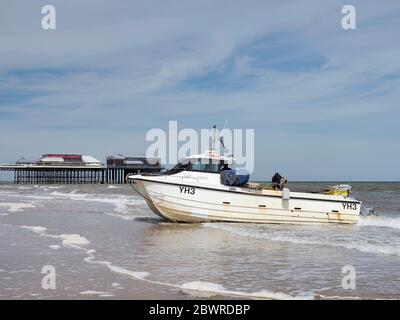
[46,190,149,220]
[180,281,313,300]
[203,223,400,257]
[358,216,400,231]
[79,290,114,297]
[84,249,151,281]
[82,248,309,299]
[0,203,36,213]
[20,225,46,233]
[16,221,315,300]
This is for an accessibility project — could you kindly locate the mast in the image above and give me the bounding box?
[210,125,217,152]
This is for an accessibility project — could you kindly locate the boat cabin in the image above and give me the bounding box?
[167,151,235,174]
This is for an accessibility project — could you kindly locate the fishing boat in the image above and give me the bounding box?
[127,132,362,225]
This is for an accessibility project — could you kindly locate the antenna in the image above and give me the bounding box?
[222,120,228,131]
[210,125,217,151]
[218,120,230,154]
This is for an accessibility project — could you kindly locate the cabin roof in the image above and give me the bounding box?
[184,150,235,162]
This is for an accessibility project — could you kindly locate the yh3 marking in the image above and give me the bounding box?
[342,202,357,210]
[179,186,196,195]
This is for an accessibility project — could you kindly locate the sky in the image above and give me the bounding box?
[0,0,399,181]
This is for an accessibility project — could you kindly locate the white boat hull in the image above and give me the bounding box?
[129,175,361,225]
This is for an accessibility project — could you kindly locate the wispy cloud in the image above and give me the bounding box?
[0,0,399,179]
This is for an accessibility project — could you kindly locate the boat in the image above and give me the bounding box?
[127,132,362,225]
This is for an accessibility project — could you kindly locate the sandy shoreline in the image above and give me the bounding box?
[1,184,400,300]
[0,222,189,299]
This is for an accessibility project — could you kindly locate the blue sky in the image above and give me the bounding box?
[1,0,399,180]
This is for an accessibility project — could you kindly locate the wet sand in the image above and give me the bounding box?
[1,183,400,300]
[0,214,190,299]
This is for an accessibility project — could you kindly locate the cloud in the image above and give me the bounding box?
[0,0,399,179]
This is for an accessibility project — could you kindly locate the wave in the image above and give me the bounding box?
[49,191,89,199]
[18,225,90,249]
[203,223,400,257]
[40,186,64,189]
[358,216,400,231]
[107,265,150,280]
[83,249,150,281]
[180,281,313,300]
[2,187,150,220]
[84,249,313,299]
[16,222,315,300]
[79,290,114,297]
[20,225,46,233]
[83,247,311,299]
[0,203,36,213]
[44,190,150,220]
[60,234,90,246]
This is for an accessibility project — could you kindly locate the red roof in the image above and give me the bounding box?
[43,154,82,159]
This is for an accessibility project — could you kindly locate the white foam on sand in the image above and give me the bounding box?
[47,190,147,220]
[49,191,89,199]
[83,249,150,281]
[0,203,36,213]
[60,234,90,246]
[20,226,47,234]
[79,290,114,297]
[18,225,89,251]
[180,281,313,300]
[107,265,150,280]
[15,218,312,300]
[98,293,116,297]
[82,248,309,300]
[40,186,64,189]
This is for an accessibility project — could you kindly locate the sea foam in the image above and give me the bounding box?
[180,281,313,300]
[20,225,47,233]
[358,215,400,231]
[203,223,400,257]
[0,203,36,213]
[60,234,90,246]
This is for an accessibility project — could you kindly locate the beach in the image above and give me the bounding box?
[1,182,399,299]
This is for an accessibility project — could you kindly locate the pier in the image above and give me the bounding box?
[0,154,162,184]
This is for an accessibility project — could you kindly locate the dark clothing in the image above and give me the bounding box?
[272,173,282,185]
[220,167,232,172]
[272,172,283,190]
[220,164,232,172]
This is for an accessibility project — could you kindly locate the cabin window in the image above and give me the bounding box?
[167,161,191,174]
[190,159,222,173]
[167,158,227,174]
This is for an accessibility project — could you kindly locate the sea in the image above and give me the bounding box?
[0,182,399,300]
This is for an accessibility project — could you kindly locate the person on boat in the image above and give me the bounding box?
[186,161,193,170]
[272,172,286,190]
[220,163,232,172]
